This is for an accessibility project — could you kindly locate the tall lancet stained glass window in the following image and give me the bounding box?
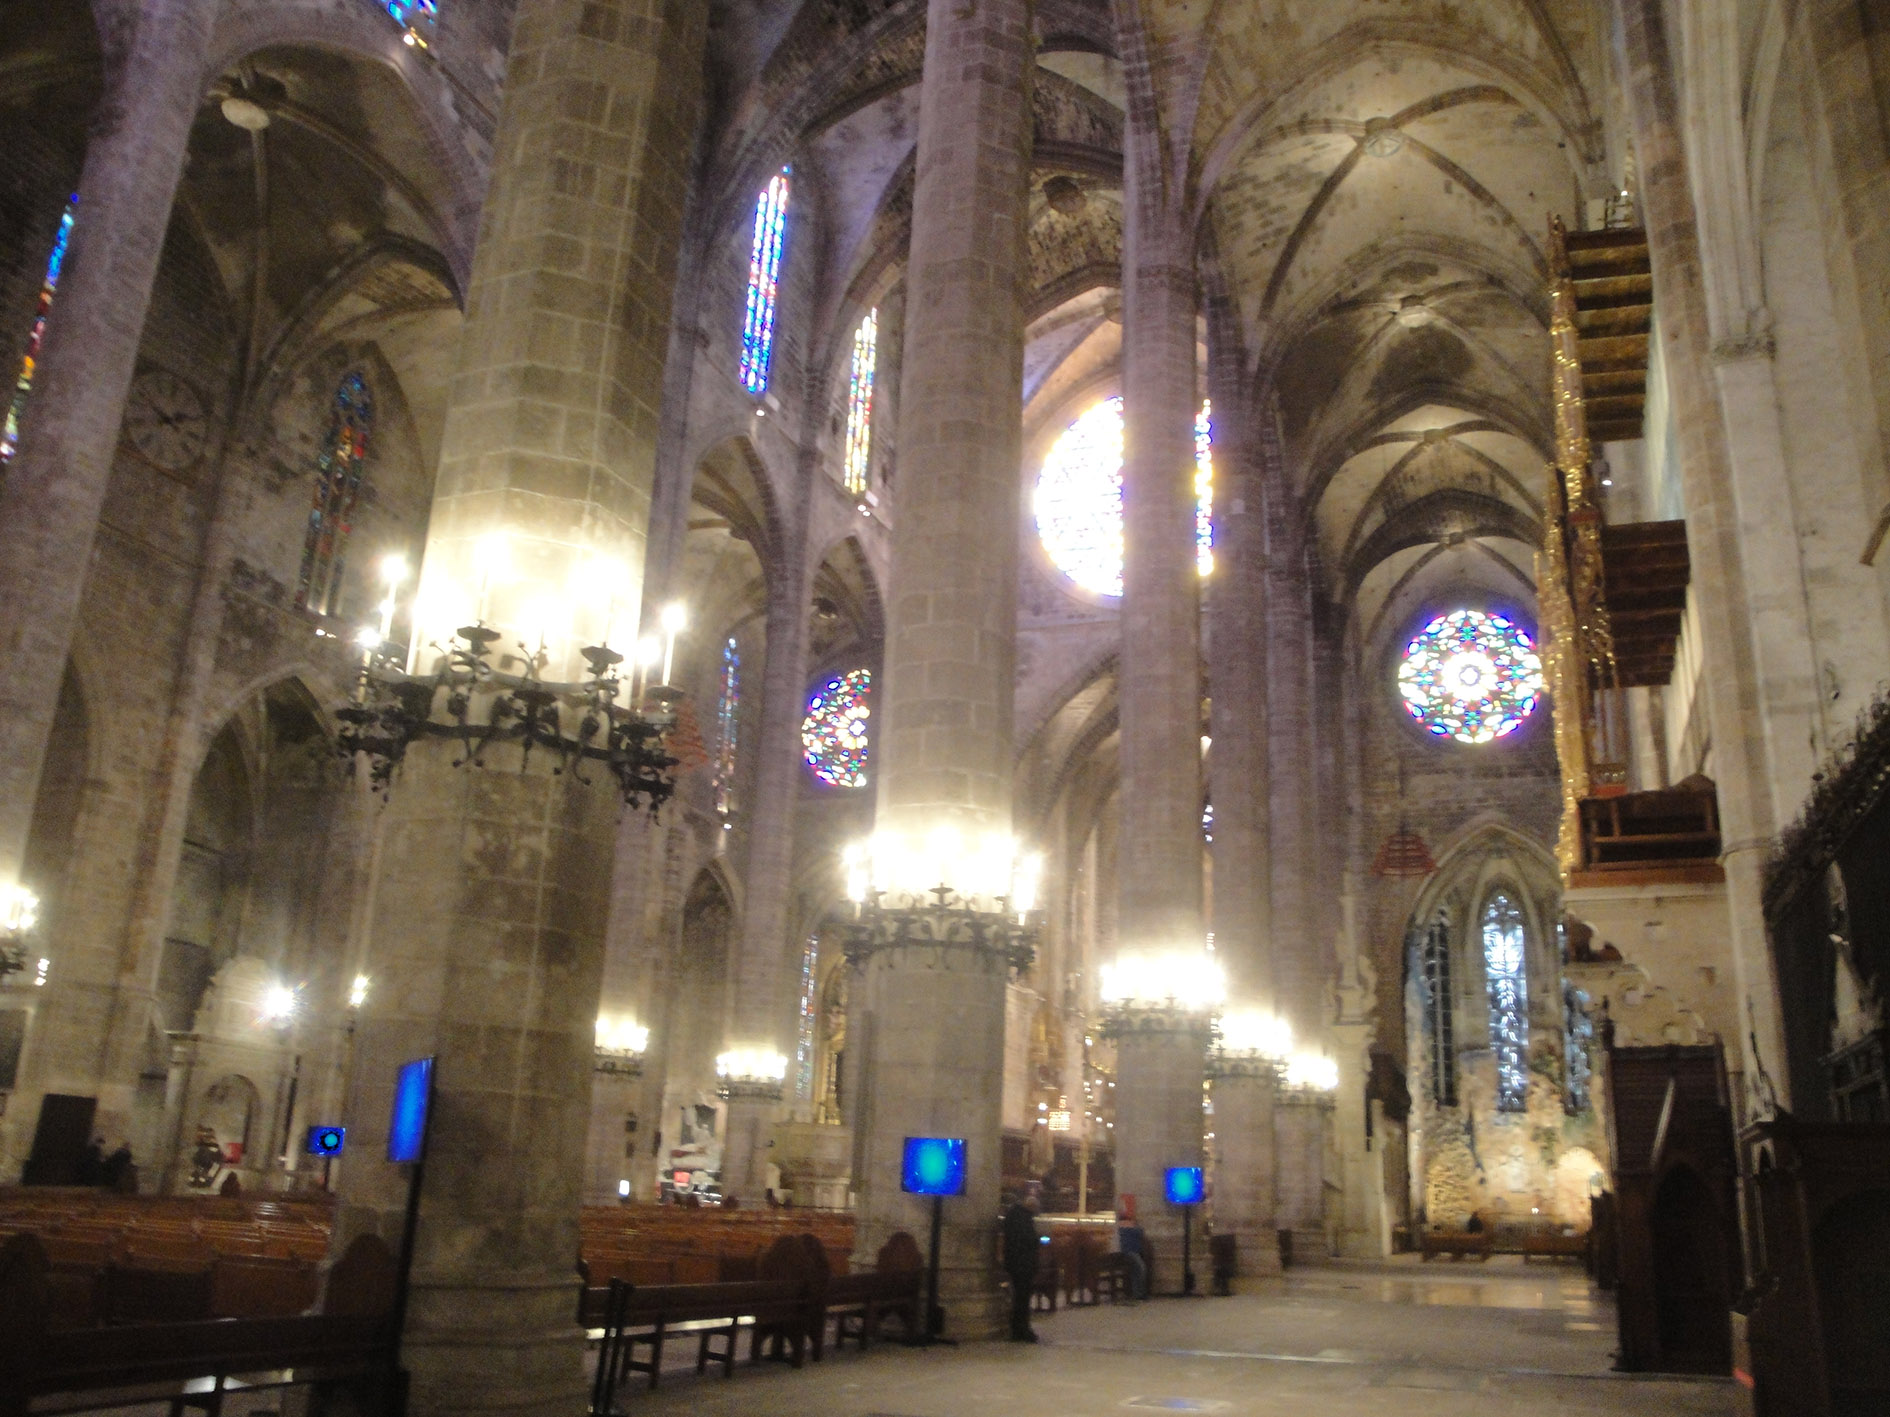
[842,309,877,495]
[1,196,77,468]
[1417,914,1457,1107]
[739,168,791,395]
[713,636,740,816]
[1195,400,1215,577]
[1481,893,1529,1112]
[296,372,375,616]
[801,668,871,788]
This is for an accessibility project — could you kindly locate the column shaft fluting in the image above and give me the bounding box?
[850,0,1031,1339]
[0,0,217,877]
[333,2,705,1413]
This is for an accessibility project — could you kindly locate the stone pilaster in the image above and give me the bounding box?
[1109,1006,1212,1295]
[332,1,706,1412]
[1273,1089,1333,1260]
[846,0,1032,1340]
[0,0,216,880]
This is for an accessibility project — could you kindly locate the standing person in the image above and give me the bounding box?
[1002,1192,1041,1342]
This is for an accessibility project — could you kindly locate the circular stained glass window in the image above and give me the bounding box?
[802,668,872,787]
[1398,609,1543,744]
[1034,397,1214,598]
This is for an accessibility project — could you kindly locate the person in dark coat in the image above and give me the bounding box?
[1001,1193,1041,1342]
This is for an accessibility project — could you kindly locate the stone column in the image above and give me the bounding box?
[1111,94,1209,1292]
[1202,338,1282,1276]
[1208,1059,1282,1280]
[1273,1090,1332,1259]
[0,0,216,883]
[332,2,705,1414]
[847,0,1032,1340]
[720,555,813,1203]
[1614,0,1787,1104]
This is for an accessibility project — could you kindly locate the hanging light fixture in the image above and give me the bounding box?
[1372,824,1437,878]
[335,556,683,809]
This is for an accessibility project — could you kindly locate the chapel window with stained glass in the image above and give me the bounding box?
[713,636,740,816]
[1482,892,1530,1112]
[376,0,437,46]
[296,372,375,617]
[1398,608,1543,744]
[794,937,818,1103]
[801,667,871,788]
[1034,396,1215,597]
[1417,914,1457,1107]
[739,168,791,396]
[1,196,76,469]
[842,309,877,495]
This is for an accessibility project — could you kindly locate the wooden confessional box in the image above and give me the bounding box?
[1602,1040,1740,1375]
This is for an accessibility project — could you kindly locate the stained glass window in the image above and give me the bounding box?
[1398,608,1543,744]
[377,0,437,46]
[296,372,374,617]
[1033,396,1215,597]
[794,937,818,1103]
[801,667,871,787]
[1,196,76,469]
[1195,400,1215,577]
[843,309,877,495]
[713,636,739,816]
[1564,981,1593,1114]
[739,168,791,396]
[1482,893,1529,1113]
[1417,914,1457,1107]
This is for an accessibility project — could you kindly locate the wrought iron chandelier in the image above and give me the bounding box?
[336,621,681,810]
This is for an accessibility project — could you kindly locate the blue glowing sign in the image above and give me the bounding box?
[306,1125,346,1157]
[387,1056,434,1164]
[1164,1166,1205,1206]
[901,1136,967,1197]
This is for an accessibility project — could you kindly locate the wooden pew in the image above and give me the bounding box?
[1521,1230,1590,1263]
[0,1231,400,1417]
[1419,1229,1494,1261]
[586,1275,810,1411]
[825,1232,922,1353]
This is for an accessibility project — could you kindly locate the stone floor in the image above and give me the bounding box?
[617,1256,1740,1417]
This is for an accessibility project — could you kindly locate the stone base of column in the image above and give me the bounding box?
[847,908,1019,1342]
[405,1273,588,1417]
[331,737,615,1417]
[1109,1006,1211,1296]
[1274,1090,1334,1261]
[719,1081,783,1207]
[1208,1062,1283,1280]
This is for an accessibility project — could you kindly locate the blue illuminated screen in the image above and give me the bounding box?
[387,1056,434,1163]
[901,1136,967,1196]
[306,1125,346,1157]
[1164,1166,1205,1205]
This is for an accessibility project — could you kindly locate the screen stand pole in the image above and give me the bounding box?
[904,1193,957,1348]
[1182,1206,1195,1297]
[388,1158,424,1406]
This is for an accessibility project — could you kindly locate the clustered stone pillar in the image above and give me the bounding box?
[846,0,1032,1339]
[0,0,218,1175]
[1202,345,1282,1277]
[1112,164,1209,1289]
[719,552,813,1203]
[331,2,706,1414]
[1613,0,1788,1105]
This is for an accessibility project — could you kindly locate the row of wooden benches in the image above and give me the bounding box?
[1418,1229,1591,1261]
[584,1232,925,1415]
[0,1232,400,1417]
